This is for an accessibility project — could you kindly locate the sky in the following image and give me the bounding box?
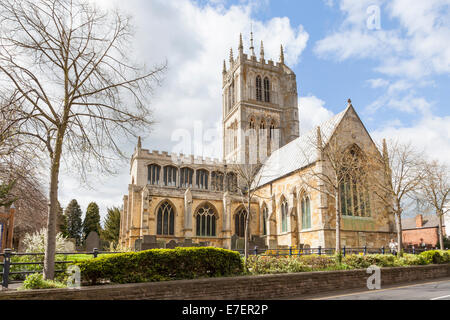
[58,0,450,223]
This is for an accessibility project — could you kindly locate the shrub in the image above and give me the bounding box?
[246,254,339,275]
[419,250,450,264]
[76,247,244,285]
[20,273,66,290]
[397,253,428,266]
[342,254,401,269]
[22,228,72,253]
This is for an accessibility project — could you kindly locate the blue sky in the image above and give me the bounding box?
[60,0,450,221]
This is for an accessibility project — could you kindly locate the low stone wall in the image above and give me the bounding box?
[0,264,449,300]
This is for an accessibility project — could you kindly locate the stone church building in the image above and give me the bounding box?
[119,34,396,251]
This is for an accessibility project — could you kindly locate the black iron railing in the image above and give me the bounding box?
[233,245,443,257]
[0,248,122,289]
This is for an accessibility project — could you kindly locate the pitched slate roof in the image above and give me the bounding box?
[402,215,442,230]
[255,105,350,187]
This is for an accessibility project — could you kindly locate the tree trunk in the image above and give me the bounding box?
[437,212,444,250]
[43,132,64,280]
[244,197,250,269]
[335,194,341,255]
[396,212,403,256]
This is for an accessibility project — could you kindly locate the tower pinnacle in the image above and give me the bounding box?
[239,33,243,52]
[250,25,255,57]
[260,40,265,61]
[280,44,285,64]
[229,47,234,64]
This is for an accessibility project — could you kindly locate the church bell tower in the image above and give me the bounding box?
[222,33,299,164]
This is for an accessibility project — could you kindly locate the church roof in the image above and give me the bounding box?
[255,105,350,187]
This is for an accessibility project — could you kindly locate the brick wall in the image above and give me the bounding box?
[0,264,448,300]
[403,227,445,247]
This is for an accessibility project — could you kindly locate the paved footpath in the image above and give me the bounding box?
[289,278,450,300]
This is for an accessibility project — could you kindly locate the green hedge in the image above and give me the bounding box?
[76,247,243,285]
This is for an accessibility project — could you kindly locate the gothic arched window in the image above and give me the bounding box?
[281,199,288,233]
[148,164,161,185]
[226,172,238,192]
[180,167,193,188]
[262,204,268,236]
[196,169,209,190]
[196,203,217,237]
[256,76,262,101]
[269,121,276,140]
[234,207,247,237]
[163,166,177,187]
[249,118,255,130]
[156,201,175,235]
[301,195,311,230]
[211,171,224,191]
[339,147,372,217]
[264,77,270,102]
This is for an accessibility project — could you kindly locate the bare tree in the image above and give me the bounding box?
[1,105,48,250]
[366,139,423,255]
[417,160,449,249]
[0,0,166,279]
[232,161,263,267]
[299,125,367,257]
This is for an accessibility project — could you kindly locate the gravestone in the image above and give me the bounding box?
[134,239,143,251]
[230,234,239,250]
[166,240,177,249]
[86,231,100,252]
[180,238,194,247]
[141,235,161,250]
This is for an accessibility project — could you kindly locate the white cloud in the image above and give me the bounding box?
[372,114,450,166]
[299,95,335,135]
[315,0,450,78]
[58,0,309,217]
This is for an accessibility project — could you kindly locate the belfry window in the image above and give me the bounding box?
[196,204,217,237]
[264,77,270,102]
[156,201,175,235]
[256,76,262,101]
[148,164,161,185]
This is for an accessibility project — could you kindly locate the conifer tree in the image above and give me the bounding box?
[83,202,101,241]
[65,199,83,245]
[102,207,121,244]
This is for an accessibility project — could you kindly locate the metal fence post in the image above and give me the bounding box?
[381,246,385,255]
[289,246,292,257]
[93,248,99,258]
[412,246,415,255]
[254,246,258,255]
[318,246,322,256]
[343,246,346,257]
[2,249,12,289]
[363,246,367,256]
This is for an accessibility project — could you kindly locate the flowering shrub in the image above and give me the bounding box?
[22,228,71,253]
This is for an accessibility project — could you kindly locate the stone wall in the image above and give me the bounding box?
[1,264,448,300]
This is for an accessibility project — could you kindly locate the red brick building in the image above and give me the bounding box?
[402,214,446,248]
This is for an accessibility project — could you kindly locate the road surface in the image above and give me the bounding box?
[291,278,450,300]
